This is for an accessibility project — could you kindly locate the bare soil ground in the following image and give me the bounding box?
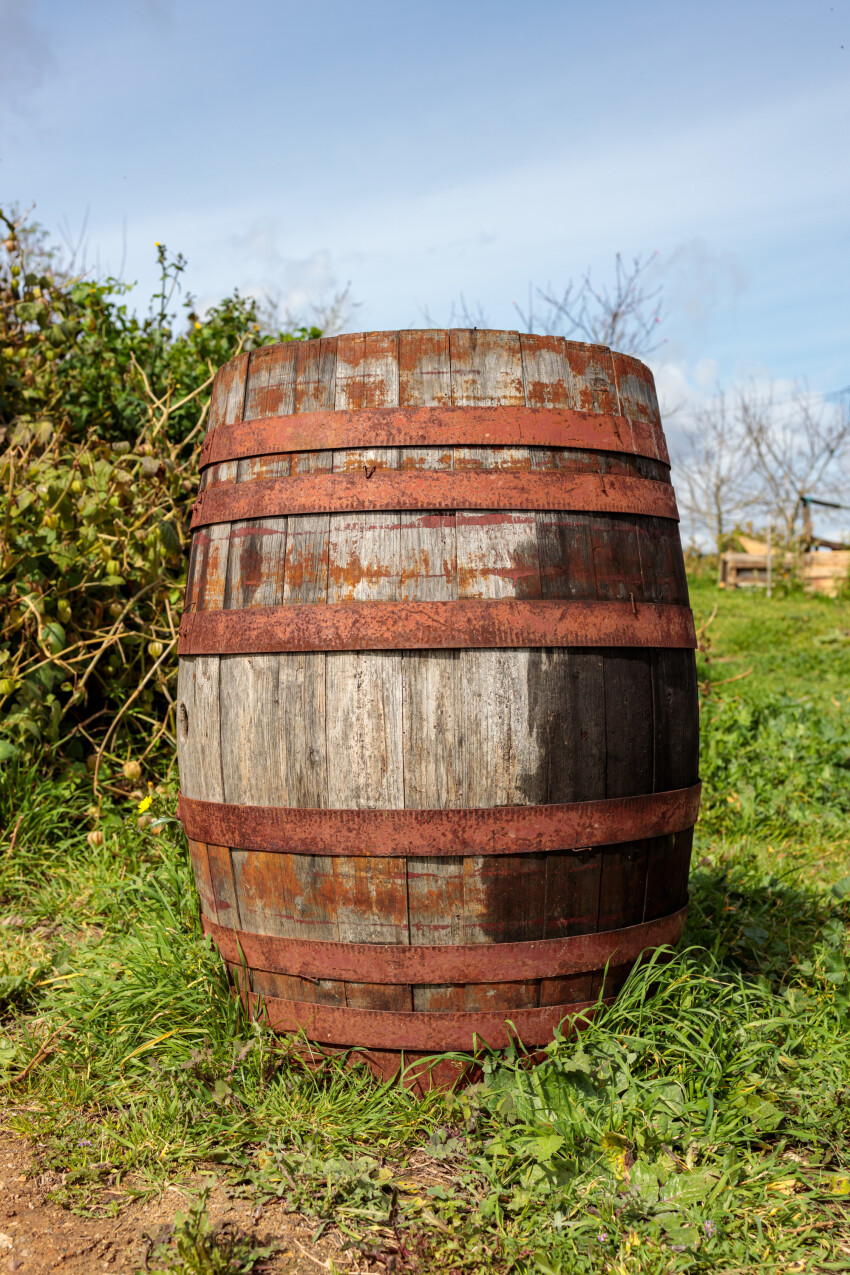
[0,1136,341,1274]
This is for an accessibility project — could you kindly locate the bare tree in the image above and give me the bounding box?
[1,202,68,281]
[422,252,663,355]
[671,393,759,576]
[259,282,358,338]
[419,293,491,330]
[303,284,358,337]
[736,383,850,543]
[672,382,850,564]
[514,252,665,358]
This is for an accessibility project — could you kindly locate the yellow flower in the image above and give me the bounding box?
[138,795,152,813]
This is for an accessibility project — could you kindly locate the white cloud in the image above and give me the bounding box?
[226,221,344,320]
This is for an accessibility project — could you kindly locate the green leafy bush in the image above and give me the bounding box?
[0,207,318,781]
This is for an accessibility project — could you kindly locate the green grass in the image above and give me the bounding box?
[690,579,850,845]
[2,582,850,1273]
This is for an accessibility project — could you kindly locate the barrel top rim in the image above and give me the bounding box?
[239,328,651,371]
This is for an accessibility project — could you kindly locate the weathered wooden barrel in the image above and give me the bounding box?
[177,329,699,1078]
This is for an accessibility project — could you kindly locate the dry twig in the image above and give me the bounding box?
[92,637,177,794]
[3,813,24,858]
[6,1029,65,1085]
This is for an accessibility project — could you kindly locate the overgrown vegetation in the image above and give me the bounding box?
[1,584,849,1272]
[0,206,318,781]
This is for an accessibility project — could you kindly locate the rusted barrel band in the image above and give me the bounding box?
[189,471,678,529]
[247,992,614,1050]
[198,406,669,469]
[204,905,686,984]
[179,783,701,857]
[178,599,697,655]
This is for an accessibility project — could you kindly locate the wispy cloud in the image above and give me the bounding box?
[226,219,343,316]
[0,0,55,118]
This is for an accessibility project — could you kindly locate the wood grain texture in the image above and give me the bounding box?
[397,331,464,1010]
[612,351,661,426]
[186,472,238,615]
[177,656,226,802]
[218,345,340,1003]
[219,349,290,810]
[230,848,345,1005]
[179,357,246,802]
[444,331,545,1009]
[325,332,406,811]
[205,843,242,934]
[277,340,338,811]
[564,342,620,416]
[187,840,218,923]
[178,330,699,1036]
[521,340,611,1004]
[652,649,700,792]
[323,333,410,1007]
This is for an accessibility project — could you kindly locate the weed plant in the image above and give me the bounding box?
[145,1182,276,1274]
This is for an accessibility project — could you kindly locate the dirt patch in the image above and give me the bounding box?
[0,1135,345,1273]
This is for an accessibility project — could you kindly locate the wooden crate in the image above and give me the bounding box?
[720,549,849,596]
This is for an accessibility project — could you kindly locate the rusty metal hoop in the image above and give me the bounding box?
[180,784,701,857]
[198,405,670,468]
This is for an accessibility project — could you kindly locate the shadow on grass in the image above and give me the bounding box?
[684,847,849,987]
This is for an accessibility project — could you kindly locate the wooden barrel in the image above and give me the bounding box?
[177,329,699,1077]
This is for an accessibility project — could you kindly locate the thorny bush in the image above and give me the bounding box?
[0,206,320,789]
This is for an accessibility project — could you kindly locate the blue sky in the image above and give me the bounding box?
[3,0,849,405]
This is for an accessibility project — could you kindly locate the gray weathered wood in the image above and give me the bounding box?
[222,343,345,1003]
[611,351,661,425]
[219,349,289,808]
[177,656,226,802]
[396,333,464,1006]
[326,331,405,813]
[178,349,246,805]
[321,334,409,1006]
[450,330,542,1008]
[564,341,620,416]
[451,330,544,811]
